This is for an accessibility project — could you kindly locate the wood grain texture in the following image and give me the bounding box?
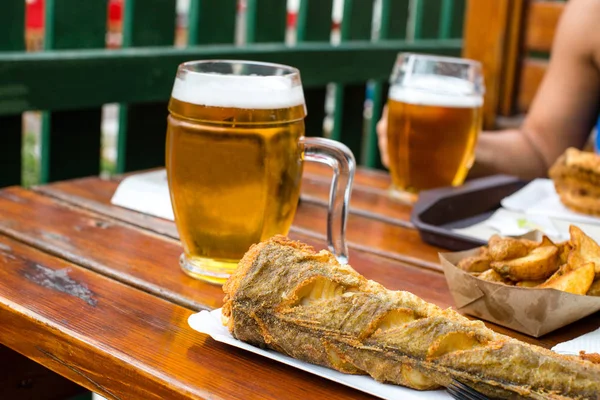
[0,183,437,323]
[1,192,596,359]
[0,235,378,399]
[518,58,548,112]
[301,175,413,227]
[0,186,222,311]
[525,1,564,53]
[304,163,392,191]
[462,0,511,129]
[0,344,86,399]
[35,176,440,269]
[293,202,441,269]
[2,182,600,399]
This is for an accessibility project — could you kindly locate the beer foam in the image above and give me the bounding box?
[389,75,483,108]
[171,72,305,109]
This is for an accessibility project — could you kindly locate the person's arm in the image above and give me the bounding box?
[471,0,600,179]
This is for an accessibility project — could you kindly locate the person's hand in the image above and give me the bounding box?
[376,105,390,168]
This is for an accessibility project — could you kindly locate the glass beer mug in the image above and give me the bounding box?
[166,60,355,285]
[385,53,484,202]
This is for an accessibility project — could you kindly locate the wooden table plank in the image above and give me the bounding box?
[0,235,375,400]
[301,174,413,228]
[304,163,392,191]
[0,186,445,311]
[36,177,441,270]
[0,187,220,311]
[301,164,415,227]
[22,183,600,349]
[1,189,595,355]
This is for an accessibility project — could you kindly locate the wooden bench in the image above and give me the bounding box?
[0,0,467,188]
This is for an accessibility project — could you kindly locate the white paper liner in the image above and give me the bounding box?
[188,309,450,400]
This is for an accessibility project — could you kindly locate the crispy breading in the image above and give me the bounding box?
[549,148,600,215]
[580,351,600,365]
[222,236,600,399]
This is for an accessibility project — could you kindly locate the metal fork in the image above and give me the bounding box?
[446,379,491,400]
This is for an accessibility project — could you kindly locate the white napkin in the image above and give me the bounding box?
[111,169,175,221]
[552,327,600,355]
[188,309,450,400]
[502,179,600,226]
[453,179,600,243]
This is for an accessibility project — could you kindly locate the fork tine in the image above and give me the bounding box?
[447,386,479,400]
[446,386,468,400]
[455,380,490,400]
[449,379,491,400]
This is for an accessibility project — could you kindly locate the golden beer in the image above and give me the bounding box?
[385,54,484,198]
[386,96,482,192]
[166,60,354,285]
[166,63,306,284]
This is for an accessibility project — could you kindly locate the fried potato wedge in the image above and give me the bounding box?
[477,269,513,285]
[539,262,595,295]
[457,255,491,273]
[557,241,572,265]
[488,236,538,261]
[587,279,600,296]
[569,226,600,276]
[491,245,559,281]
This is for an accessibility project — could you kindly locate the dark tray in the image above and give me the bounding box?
[410,175,528,251]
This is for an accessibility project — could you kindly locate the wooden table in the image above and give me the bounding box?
[0,165,598,399]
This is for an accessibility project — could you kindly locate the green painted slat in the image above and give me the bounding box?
[297,0,334,42]
[0,0,25,51]
[364,0,409,167]
[0,41,463,116]
[0,0,24,187]
[40,0,107,183]
[44,0,108,50]
[297,0,334,138]
[334,0,375,163]
[188,0,237,45]
[117,0,176,173]
[122,0,176,47]
[246,0,287,43]
[380,0,409,40]
[413,0,442,40]
[341,0,374,41]
[439,0,454,39]
[450,0,466,39]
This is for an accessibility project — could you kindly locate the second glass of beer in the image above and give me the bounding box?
[166,60,354,285]
[385,53,484,201]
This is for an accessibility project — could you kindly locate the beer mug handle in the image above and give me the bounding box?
[301,137,355,264]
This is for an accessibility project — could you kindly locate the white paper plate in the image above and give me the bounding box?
[188,309,450,400]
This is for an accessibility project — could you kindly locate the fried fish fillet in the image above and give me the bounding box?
[222,236,600,399]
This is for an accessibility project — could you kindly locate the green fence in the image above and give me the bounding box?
[0,0,465,188]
